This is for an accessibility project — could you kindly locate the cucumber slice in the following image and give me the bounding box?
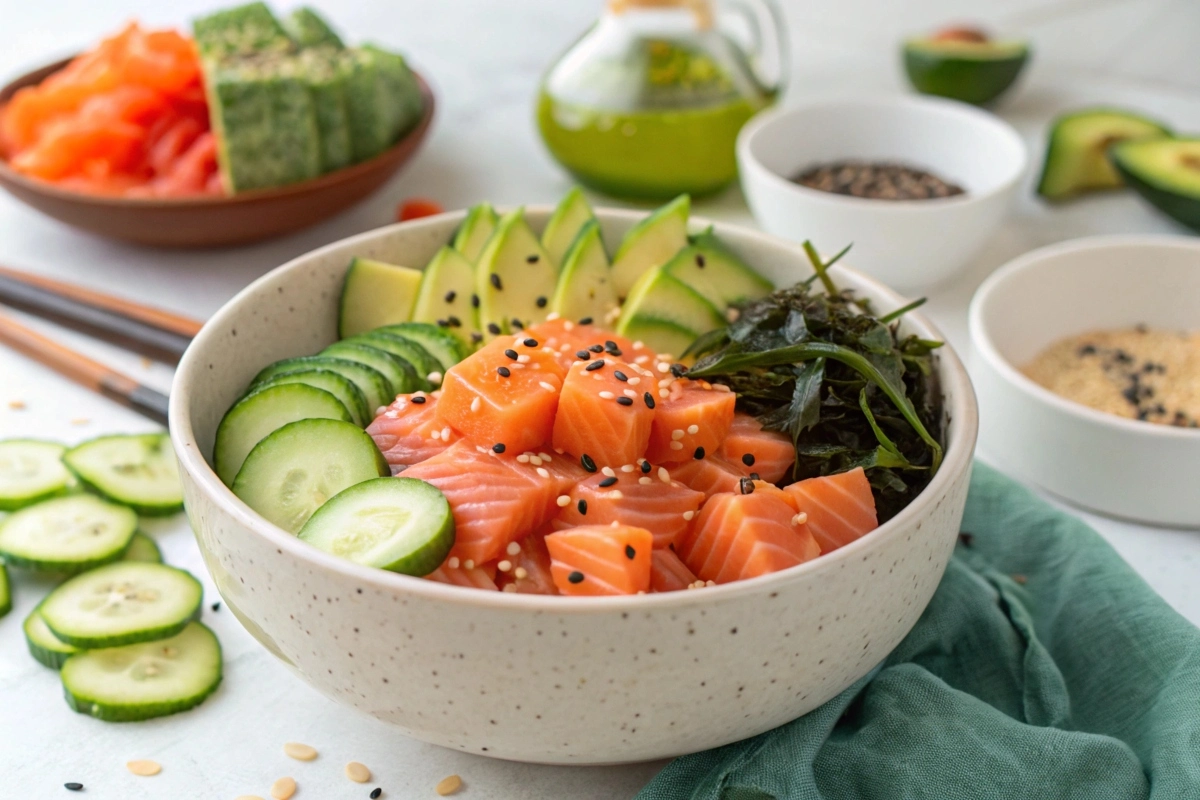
[232,419,388,533]
[214,383,352,485]
[64,433,183,516]
[542,186,596,267]
[452,202,500,263]
[124,533,163,564]
[24,605,77,669]
[341,332,440,387]
[61,621,222,722]
[41,561,203,649]
[254,369,370,426]
[0,439,71,511]
[0,560,10,619]
[375,322,470,370]
[298,477,453,575]
[0,494,137,573]
[320,342,418,398]
[338,257,424,339]
[250,356,393,414]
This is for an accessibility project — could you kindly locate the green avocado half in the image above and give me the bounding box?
[902,39,1029,105]
[1036,108,1172,201]
[1111,138,1200,232]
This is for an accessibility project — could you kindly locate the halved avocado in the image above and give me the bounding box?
[903,36,1029,106]
[1037,108,1172,201]
[1111,138,1200,232]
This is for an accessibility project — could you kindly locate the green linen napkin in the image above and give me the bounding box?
[638,462,1200,800]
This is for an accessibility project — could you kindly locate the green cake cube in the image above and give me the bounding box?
[193,2,292,59]
[342,46,424,162]
[285,7,345,48]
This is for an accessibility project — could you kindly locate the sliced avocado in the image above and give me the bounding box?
[611,194,690,298]
[903,35,1029,106]
[338,257,423,339]
[475,209,557,338]
[1037,108,1172,201]
[193,2,292,60]
[1111,138,1200,232]
[665,227,772,309]
[284,7,344,48]
[452,203,499,262]
[377,322,471,370]
[616,266,724,357]
[410,247,480,348]
[542,187,596,267]
[550,220,618,324]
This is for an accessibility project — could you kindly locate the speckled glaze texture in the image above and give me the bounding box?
[171,210,978,765]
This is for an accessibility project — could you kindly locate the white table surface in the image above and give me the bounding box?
[2,1,1199,797]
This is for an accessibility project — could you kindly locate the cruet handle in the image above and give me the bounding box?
[718,0,789,96]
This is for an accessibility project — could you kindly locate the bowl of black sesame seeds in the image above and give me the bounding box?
[738,93,1027,291]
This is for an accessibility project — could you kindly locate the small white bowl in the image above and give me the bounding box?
[969,235,1200,527]
[737,94,1027,292]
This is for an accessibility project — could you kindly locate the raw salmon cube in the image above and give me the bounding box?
[545,524,653,596]
[644,379,736,464]
[495,531,558,595]
[650,548,699,592]
[720,414,796,483]
[552,471,703,549]
[783,467,878,553]
[669,453,744,499]
[551,356,655,468]
[367,391,458,472]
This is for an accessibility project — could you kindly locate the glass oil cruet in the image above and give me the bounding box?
[537,0,787,200]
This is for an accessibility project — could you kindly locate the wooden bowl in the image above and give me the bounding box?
[0,57,435,247]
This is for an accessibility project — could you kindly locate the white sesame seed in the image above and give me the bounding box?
[546,311,561,321]
[427,371,443,383]
[607,490,624,499]
[599,391,615,400]
[563,320,575,331]
[660,353,675,361]
[441,427,451,441]
[430,429,442,441]
[671,429,685,440]
[660,389,670,399]
[635,355,650,365]
[470,396,481,412]
[518,354,531,363]
[377,406,390,416]
[624,389,638,398]
[270,776,296,800]
[620,464,635,472]
[792,512,809,526]
[687,424,699,435]
[706,580,716,587]
[384,410,399,418]
[498,560,512,572]
[669,441,684,451]
[633,341,645,350]
[627,377,641,386]
[658,378,673,388]
[126,760,161,777]
[447,557,460,569]
[530,455,543,466]
[639,477,653,485]
[464,559,475,570]
[502,583,518,593]
[436,775,464,796]
[657,362,671,373]
[539,381,556,392]
[539,452,553,461]
[514,567,528,579]
[556,495,571,507]
[517,454,530,463]
[507,541,523,555]
[658,467,670,483]
[601,466,616,477]
[683,510,695,520]
[537,467,550,478]
[510,362,526,369]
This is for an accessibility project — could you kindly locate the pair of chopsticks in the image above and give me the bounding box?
[0,265,203,425]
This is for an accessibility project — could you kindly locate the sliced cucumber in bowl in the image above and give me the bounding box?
[64,433,183,516]
[319,341,419,398]
[249,356,393,414]
[252,368,371,427]
[0,494,137,573]
[0,439,72,511]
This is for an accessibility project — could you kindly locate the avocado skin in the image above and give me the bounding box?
[1112,151,1200,233]
[902,44,1029,106]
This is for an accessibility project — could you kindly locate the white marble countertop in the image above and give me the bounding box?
[2,0,1199,797]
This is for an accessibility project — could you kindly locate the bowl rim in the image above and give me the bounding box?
[736,92,1029,212]
[0,55,436,208]
[170,208,979,611]
[968,232,1200,441]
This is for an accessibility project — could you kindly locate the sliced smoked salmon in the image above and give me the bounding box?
[720,414,796,483]
[650,548,699,592]
[551,356,656,468]
[367,391,458,472]
[552,471,703,549]
[669,454,743,499]
[545,524,653,596]
[644,379,736,464]
[783,467,878,554]
[436,335,566,454]
[495,531,558,595]
[676,491,820,584]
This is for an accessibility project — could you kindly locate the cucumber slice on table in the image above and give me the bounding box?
[214,383,352,485]
[64,433,183,516]
[0,439,71,511]
[320,341,419,398]
[299,477,454,575]
[0,494,137,573]
[375,322,470,370]
[124,533,163,564]
[232,419,388,533]
[341,332,440,387]
[61,621,222,722]
[253,369,370,426]
[0,560,10,619]
[40,561,202,648]
[24,605,77,669]
[249,356,393,414]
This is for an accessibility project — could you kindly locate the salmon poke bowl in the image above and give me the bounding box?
[169,194,978,764]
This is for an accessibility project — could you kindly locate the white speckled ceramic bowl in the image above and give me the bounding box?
[170,209,978,765]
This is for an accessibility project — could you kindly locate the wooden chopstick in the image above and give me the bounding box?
[0,310,169,425]
[0,265,202,363]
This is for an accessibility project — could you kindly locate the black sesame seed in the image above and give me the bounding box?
[586,359,605,372]
[411,396,427,404]
[65,783,84,792]
[577,499,588,515]
[448,316,462,327]
[211,601,221,612]
[750,472,760,480]
[625,544,636,560]
[492,443,506,453]
[581,454,597,472]
[370,789,382,799]
[588,344,604,353]
[497,366,511,377]
[694,446,705,459]
[670,363,688,378]
[576,350,591,361]
[444,290,457,303]
[616,396,633,406]
[740,477,755,495]
[742,453,756,466]
[599,476,617,488]
[696,254,706,268]
[471,293,480,308]
[487,322,501,335]
[579,317,594,325]
[641,460,652,473]
[643,392,656,409]
[471,332,484,343]
[605,340,618,351]
[536,296,548,308]
[524,338,538,347]
[437,319,449,327]
[568,570,585,584]
[504,348,519,360]
[614,370,628,382]
[490,273,503,290]
[526,254,540,263]
[511,318,524,330]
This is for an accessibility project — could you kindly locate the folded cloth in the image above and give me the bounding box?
[638,462,1200,800]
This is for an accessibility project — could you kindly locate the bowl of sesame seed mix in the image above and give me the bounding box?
[970,234,1200,527]
[170,206,977,764]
